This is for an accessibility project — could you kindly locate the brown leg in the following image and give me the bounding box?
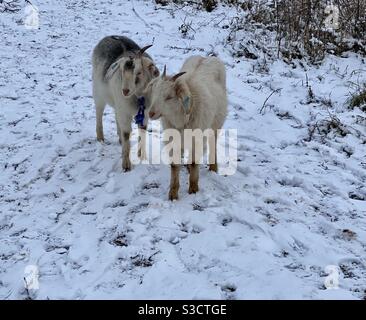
[122,131,131,171]
[209,130,218,172]
[169,164,180,200]
[188,163,199,194]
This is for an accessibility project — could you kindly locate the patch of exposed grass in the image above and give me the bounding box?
[349,86,366,111]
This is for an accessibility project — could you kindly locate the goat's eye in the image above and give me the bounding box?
[165,96,173,101]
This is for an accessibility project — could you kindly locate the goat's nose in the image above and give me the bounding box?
[122,89,130,96]
[149,111,155,118]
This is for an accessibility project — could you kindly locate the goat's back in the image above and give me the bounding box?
[180,56,227,131]
[181,56,226,89]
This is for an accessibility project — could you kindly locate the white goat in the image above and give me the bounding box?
[92,36,159,171]
[145,55,228,200]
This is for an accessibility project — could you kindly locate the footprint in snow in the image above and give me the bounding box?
[105,177,115,193]
[220,283,237,300]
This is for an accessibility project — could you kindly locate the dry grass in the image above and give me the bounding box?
[157,0,366,63]
[349,85,366,111]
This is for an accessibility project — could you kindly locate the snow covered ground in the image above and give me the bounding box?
[1,0,365,300]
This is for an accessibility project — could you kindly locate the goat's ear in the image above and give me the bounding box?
[175,82,191,114]
[148,63,160,78]
[182,96,191,114]
[105,61,120,80]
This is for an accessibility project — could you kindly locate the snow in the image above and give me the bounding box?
[0,0,365,300]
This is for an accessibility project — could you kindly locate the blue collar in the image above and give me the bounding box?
[134,96,145,128]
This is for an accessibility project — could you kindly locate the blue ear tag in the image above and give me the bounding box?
[183,96,190,111]
[135,96,145,128]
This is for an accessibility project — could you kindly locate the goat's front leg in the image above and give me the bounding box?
[121,131,132,171]
[138,109,149,160]
[188,163,199,194]
[115,112,122,145]
[116,110,132,171]
[169,164,180,200]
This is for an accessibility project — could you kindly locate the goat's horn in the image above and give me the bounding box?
[162,65,167,79]
[170,72,186,82]
[138,44,153,57]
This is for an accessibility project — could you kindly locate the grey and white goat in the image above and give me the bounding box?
[92,35,159,171]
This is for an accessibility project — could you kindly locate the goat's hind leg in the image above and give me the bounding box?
[208,130,218,172]
[137,126,147,160]
[95,100,106,142]
[188,138,199,194]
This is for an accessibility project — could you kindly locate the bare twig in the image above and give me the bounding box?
[131,6,150,29]
[131,1,163,31]
[260,88,282,115]
[0,0,21,13]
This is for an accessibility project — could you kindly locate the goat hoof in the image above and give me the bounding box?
[97,136,104,143]
[188,184,199,194]
[138,149,147,160]
[209,164,218,172]
[169,190,179,201]
[122,159,131,172]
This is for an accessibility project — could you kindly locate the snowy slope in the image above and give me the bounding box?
[0,0,365,300]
